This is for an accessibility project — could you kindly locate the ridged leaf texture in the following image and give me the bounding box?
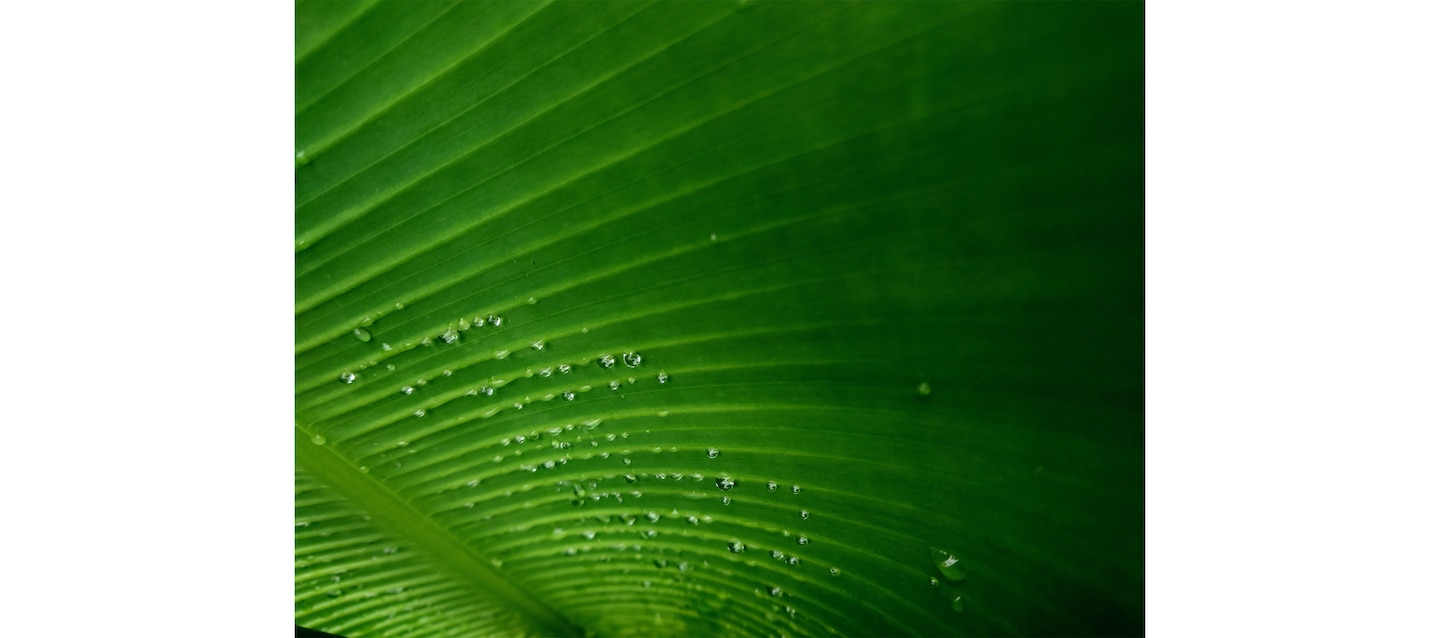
[294,1,1144,636]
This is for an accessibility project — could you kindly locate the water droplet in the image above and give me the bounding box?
[710,233,718,241]
[487,314,503,327]
[678,561,691,572]
[642,529,657,539]
[599,354,615,368]
[656,371,669,384]
[829,567,841,576]
[917,381,932,399]
[728,541,746,553]
[767,481,778,492]
[382,547,397,554]
[442,369,452,376]
[310,433,326,445]
[563,391,576,401]
[527,296,538,304]
[645,512,660,522]
[295,150,310,166]
[352,328,372,342]
[481,386,494,396]
[609,381,621,391]
[951,594,964,613]
[799,510,809,519]
[466,479,478,487]
[686,516,699,525]
[440,326,459,344]
[796,536,809,546]
[930,547,966,582]
[929,577,940,587]
[413,410,425,417]
[768,586,783,597]
[494,349,510,360]
[532,340,545,351]
[715,477,735,491]
[564,547,577,556]
[721,496,732,505]
[381,343,393,352]
[339,371,356,384]
[791,485,801,495]
[401,386,414,395]
[788,556,800,566]
[707,448,720,459]
[538,367,552,378]
[396,440,409,447]
[622,352,642,368]
[558,364,572,374]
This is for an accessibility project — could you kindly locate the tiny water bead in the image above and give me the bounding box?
[401,386,414,395]
[930,547,966,582]
[563,391,576,401]
[791,485,801,495]
[339,371,356,384]
[558,364,572,374]
[951,594,964,613]
[487,314,503,326]
[532,340,545,351]
[310,433,326,445]
[352,328,372,342]
[716,477,735,491]
[622,352,642,368]
[609,381,621,391]
[767,481,778,492]
[440,327,459,344]
[799,510,810,519]
[707,448,720,459]
[729,541,746,553]
[599,354,616,368]
[829,567,841,576]
[656,371,668,383]
[929,577,940,587]
[796,536,809,546]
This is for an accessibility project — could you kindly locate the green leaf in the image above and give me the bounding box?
[294,2,1144,636]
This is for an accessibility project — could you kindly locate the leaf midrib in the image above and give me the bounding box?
[294,427,583,637]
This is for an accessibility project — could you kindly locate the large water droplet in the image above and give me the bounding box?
[339,371,356,384]
[599,354,616,368]
[310,433,326,445]
[352,328,372,342]
[622,352,642,368]
[930,547,966,582]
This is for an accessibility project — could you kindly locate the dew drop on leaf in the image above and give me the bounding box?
[622,352,642,368]
[310,433,326,445]
[352,328,372,342]
[339,371,356,384]
[716,477,735,491]
[930,547,966,582]
[707,448,720,459]
[796,536,809,546]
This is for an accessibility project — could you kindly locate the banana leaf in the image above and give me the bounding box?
[294,1,1144,636]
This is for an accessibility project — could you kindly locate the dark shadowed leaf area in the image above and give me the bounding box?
[294,1,1143,636]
